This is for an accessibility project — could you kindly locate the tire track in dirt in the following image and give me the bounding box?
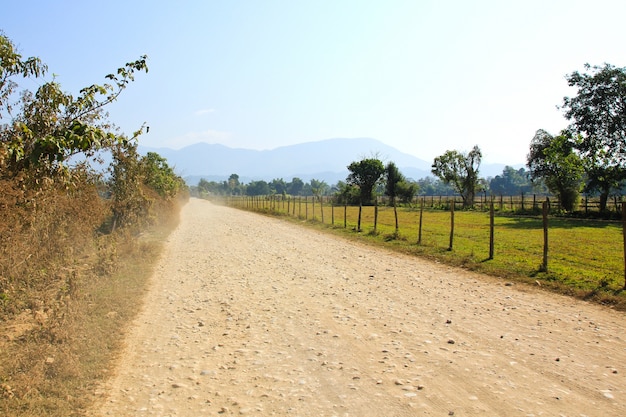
[90,198,626,416]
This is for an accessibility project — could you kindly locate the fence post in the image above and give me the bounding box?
[344,202,347,228]
[540,200,549,272]
[448,197,455,251]
[489,200,495,260]
[622,203,626,289]
[418,197,424,245]
[373,197,379,234]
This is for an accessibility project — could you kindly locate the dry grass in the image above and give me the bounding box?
[0,178,185,416]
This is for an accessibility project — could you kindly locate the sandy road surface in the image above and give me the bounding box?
[90,198,626,416]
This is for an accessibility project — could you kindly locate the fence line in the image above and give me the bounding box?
[220,195,626,290]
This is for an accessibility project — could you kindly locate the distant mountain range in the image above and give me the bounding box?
[138,138,518,186]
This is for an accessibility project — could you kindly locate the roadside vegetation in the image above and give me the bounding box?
[0,33,187,416]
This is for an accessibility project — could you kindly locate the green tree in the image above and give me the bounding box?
[562,63,626,211]
[396,180,419,204]
[246,180,269,196]
[347,157,385,231]
[527,129,583,211]
[269,178,287,195]
[384,162,404,234]
[0,31,148,181]
[141,152,185,199]
[228,173,240,194]
[489,166,532,196]
[431,145,482,208]
[287,177,304,196]
[109,141,148,231]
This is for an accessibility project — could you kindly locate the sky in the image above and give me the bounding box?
[3,0,626,165]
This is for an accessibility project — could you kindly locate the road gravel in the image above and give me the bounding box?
[90,198,626,416]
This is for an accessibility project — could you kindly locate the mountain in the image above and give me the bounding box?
[139,138,433,185]
[138,138,522,186]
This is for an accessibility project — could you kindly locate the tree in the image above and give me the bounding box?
[527,129,584,211]
[431,145,482,208]
[416,176,454,196]
[396,180,419,204]
[562,63,626,211]
[228,174,240,194]
[141,152,186,199]
[384,162,404,234]
[0,31,148,181]
[246,180,269,196]
[310,179,328,222]
[287,177,304,196]
[347,157,385,232]
[269,178,287,195]
[489,166,532,196]
[347,158,385,206]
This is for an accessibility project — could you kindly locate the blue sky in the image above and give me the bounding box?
[3,0,626,165]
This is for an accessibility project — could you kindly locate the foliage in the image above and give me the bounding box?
[527,129,584,211]
[431,145,482,208]
[269,178,287,195]
[346,157,385,205]
[246,180,270,196]
[416,176,455,196]
[562,63,626,211]
[489,166,532,196]
[310,178,328,200]
[228,173,241,194]
[384,162,404,233]
[0,32,189,417]
[1,32,148,181]
[141,151,186,199]
[287,177,304,196]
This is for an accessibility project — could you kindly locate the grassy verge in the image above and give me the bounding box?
[0,203,182,417]
[224,197,626,310]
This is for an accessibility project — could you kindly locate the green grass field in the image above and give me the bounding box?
[224,196,626,307]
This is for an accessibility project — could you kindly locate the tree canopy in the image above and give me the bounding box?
[1,32,149,183]
[527,129,583,211]
[346,157,385,205]
[561,63,626,211]
[431,145,482,208]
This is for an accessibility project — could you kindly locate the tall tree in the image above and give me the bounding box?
[384,161,404,235]
[527,129,584,211]
[347,157,385,231]
[562,63,626,211]
[228,173,240,194]
[431,145,482,208]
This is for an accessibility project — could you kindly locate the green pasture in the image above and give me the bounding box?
[225,196,626,305]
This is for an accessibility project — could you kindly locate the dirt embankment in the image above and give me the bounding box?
[90,198,626,416]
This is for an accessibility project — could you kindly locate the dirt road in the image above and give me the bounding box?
[90,198,626,416]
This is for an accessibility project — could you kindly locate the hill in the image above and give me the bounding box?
[138,138,519,185]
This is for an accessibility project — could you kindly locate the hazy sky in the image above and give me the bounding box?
[3,1,626,164]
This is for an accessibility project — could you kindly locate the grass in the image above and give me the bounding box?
[225,197,626,309]
[0,201,182,417]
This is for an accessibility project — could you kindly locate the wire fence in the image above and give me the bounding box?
[214,194,626,291]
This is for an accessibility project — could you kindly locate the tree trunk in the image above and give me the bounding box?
[599,191,609,213]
